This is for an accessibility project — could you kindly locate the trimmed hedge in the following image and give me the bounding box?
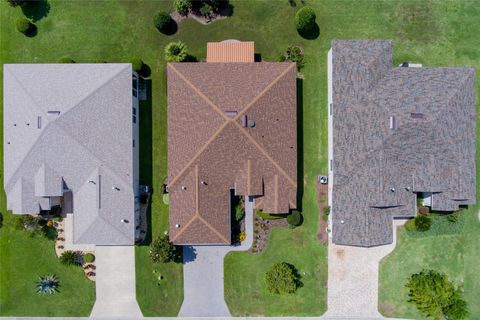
[405,211,465,238]
[131,57,144,73]
[287,210,303,227]
[294,7,316,32]
[153,11,174,34]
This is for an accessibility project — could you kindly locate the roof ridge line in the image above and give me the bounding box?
[168,64,229,121]
[233,63,296,121]
[234,121,296,187]
[171,215,197,242]
[197,215,229,243]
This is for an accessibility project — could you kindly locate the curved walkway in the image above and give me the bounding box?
[324,220,406,318]
[178,196,254,317]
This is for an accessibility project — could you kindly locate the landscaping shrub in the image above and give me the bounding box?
[234,204,244,222]
[58,56,75,63]
[153,11,175,34]
[414,215,431,232]
[131,57,144,73]
[36,275,59,295]
[405,218,416,231]
[199,3,213,18]
[15,17,35,35]
[164,41,188,62]
[174,0,192,16]
[406,269,468,320]
[59,250,82,266]
[287,210,303,227]
[294,6,316,32]
[265,262,300,294]
[84,253,95,263]
[285,45,305,69]
[149,235,179,263]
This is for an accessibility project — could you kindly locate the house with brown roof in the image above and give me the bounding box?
[167,41,297,245]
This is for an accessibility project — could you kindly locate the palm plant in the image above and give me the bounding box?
[36,275,59,294]
[59,250,82,266]
[164,41,188,62]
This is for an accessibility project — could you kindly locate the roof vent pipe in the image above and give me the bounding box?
[390,187,395,192]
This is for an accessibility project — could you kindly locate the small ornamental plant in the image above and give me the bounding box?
[164,41,188,62]
[36,275,60,294]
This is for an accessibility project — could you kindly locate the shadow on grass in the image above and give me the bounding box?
[296,78,304,212]
[23,24,38,37]
[139,64,152,78]
[21,0,50,22]
[139,79,153,246]
[297,23,320,40]
[159,20,178,36]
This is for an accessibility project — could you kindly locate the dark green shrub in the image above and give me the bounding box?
[149,235,179,263]
[174,0,192,16]
[164,41,188,62]
[199,3,213,18]
[294,6,316,32]
[287,210,302,227]
[59,250,82,266]
[15,17,34,35]
[265,262,300,294]
[406,269,468,320]
[153,11,175,34]
[285,45,305,69]
[405,218,416,231]
[414,215,431,232]
[131,57,144,73]
[84,253,95,263]
[58,56,75,63]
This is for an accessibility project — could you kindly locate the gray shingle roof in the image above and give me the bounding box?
[3,64,136,245]
[332,40,476,247]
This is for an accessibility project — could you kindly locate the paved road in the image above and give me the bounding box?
[324,220,406,318]
[90,246,143,318]
[178,197,254,317]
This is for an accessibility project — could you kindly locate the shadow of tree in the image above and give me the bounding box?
[139,63,152,78]
[160,19,178,36]
[296,78,304,212]
[182,246,197,263]
[24,24,38,37]
[21,0,50,22]
[297,23,320,40]
[286,262,304,289]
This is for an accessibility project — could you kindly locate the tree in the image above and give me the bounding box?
[199,3,213,18]
[294,6,316,32]
[174,0,192,16]
[265,262,300,294]
[153,11,174,34]
[149,235,179,263]
[15,17,35,35]
[36,275,59,294]
[6,0,27,7]
[287,210,302,227]
[164,41,188,62]
[59,250,82,266]
[414,215,431,232]
[285,45,305,69]
[406,269,468,320]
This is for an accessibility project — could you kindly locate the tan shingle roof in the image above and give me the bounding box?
[167,62,297,244]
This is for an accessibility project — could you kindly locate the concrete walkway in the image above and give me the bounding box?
[178,197,254,317]
[324,220,405,318]
[90,246,143,319]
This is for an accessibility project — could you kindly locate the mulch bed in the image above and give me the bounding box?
[248,214,288,254]
[316,179,329,244]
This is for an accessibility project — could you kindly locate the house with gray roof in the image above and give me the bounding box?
[3,64,140,245]
[328,40,476,247]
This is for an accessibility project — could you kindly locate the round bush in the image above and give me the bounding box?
[414,215,432,232]
[15,17,33,34]
[265,262,299,294]
[153,11,173,33]
[164,41,188,62]
[58,56,75,63]
[131,57,144,73]
[174,0,192,16]
[84,253,95,263]
[287,210,302,227]
[294,7,316,32]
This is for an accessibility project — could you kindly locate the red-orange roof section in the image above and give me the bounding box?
[206,41,255,63]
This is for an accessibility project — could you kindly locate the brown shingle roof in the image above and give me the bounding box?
[206,41,254,63]
[167,62,297,244]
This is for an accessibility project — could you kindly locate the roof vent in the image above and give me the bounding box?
[390,187,395,192]
[121,219,129,223]
[201,181,207,186]
[112,186,120,191]
[47,111,61,116]
[88,180,96,184]
[248,119,255,128]
[389,116,395,129]
[405,186,411,191]
[241,115,247,127]
[181,186,187,190]
[175,224,180,228]
[37,116,42,129]
[225,111,237,117]
[411,112,425,120]
[340,220,345,224]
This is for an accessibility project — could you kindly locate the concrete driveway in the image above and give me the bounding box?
[324,220,405,318]
[178,197,254,317]
[90,246,143,318]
